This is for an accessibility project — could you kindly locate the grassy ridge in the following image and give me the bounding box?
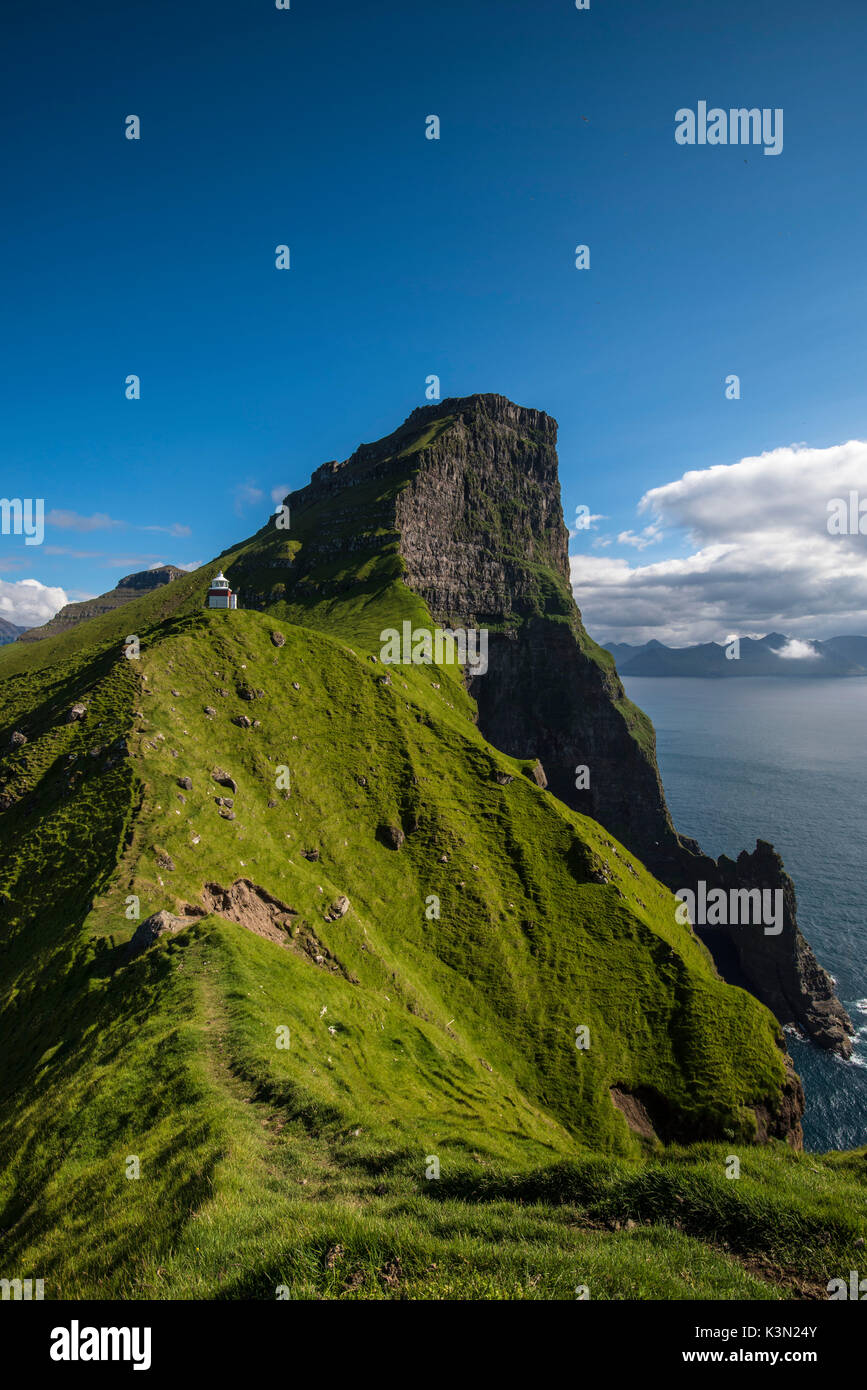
[0,540,865,1298]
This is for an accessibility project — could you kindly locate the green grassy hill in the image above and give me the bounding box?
[1,480,865,1300]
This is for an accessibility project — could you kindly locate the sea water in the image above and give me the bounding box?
[623,675,867,1152]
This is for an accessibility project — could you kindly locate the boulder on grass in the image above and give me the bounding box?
[377,824,405,851]
[126,910,187,960]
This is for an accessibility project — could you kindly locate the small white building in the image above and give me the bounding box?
[207,572,238,609]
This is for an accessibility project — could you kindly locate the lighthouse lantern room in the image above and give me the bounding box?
[207,572,238,610]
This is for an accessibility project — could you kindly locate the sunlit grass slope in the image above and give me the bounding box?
[0,507,865,1298]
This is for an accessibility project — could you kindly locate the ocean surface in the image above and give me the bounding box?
[622,675,867,1153]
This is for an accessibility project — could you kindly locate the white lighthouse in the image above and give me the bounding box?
[207,572,238,610]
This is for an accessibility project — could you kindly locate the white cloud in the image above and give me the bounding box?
[46,510,189,537]
[773,638,821,660]
[571,440,867,644]
[617,523,663,550]
[47,509,122,532]
[148,559,201,572]
[141,522,192,537]
[103,554,170,568]
[44,546,103,559]
[0,578,68,628]
[234,482,264,516]
[270,484,289,505]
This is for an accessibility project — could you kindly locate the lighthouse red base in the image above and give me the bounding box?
[206,572,238,609]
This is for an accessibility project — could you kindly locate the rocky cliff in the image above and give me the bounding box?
[244,393,853,1058]
[390,395,854,1056]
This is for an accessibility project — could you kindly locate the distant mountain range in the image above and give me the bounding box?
[0,617,28,646]
[606,633,867,677]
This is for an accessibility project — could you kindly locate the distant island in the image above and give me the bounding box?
[606,633,867,677]
[0,617,29,646]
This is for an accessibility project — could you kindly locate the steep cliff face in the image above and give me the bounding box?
[388,395,852,1057]
[389,395,852,1056]
[393,395,678,864]
[229,393,849,1061]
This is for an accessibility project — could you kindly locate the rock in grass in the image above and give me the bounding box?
[524,760,548,789]
[126,910,187,960]
[67,703,87,723]
[212,768,238,794]
[325,895,350,922]
[177,776,193,790]
[9,731,27,749]
[378,824,405,850]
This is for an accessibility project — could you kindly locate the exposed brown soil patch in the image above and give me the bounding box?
[199,878,295,946]
[181,878,354,979]
[609,1087,662,1144]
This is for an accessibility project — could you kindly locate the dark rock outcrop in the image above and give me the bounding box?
[212,768,238,794]
[325,894,350,921]
[377,824,405,850]
[707,842,853,1057]
[126,909,187,959]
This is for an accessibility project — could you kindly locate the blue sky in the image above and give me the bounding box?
[2,0,866,641]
